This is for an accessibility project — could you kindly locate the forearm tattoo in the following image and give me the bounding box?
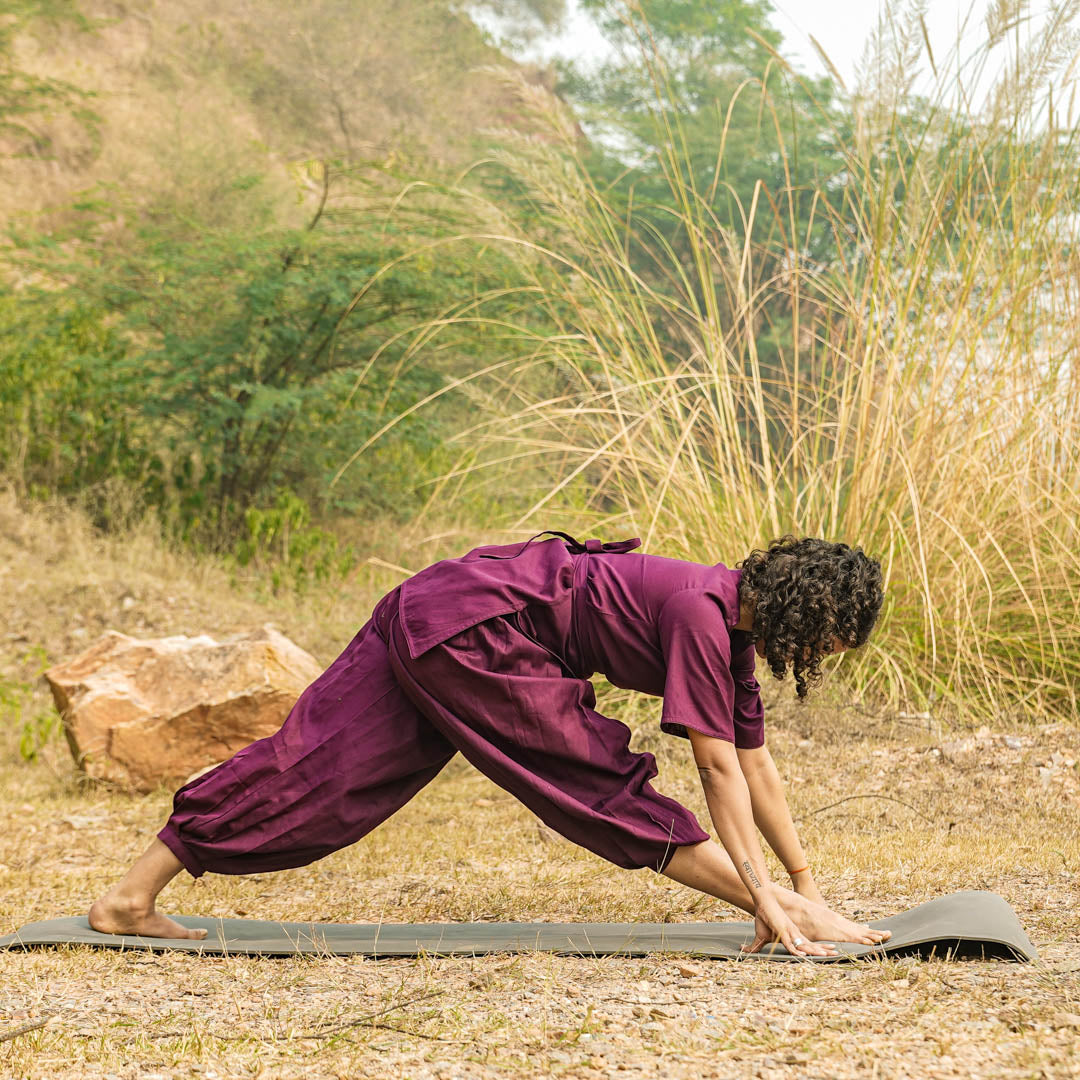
[742,860,763,889]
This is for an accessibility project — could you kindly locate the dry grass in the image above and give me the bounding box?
[0,487,497,669]
[386,2,1080,725]
[2,493,1080,1079]
[4,2,1079,1073]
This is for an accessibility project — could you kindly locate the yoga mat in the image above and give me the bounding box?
[0,890,1036,962]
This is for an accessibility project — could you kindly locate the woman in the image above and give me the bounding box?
[89,531,890,957]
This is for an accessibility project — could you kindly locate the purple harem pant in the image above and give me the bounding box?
[158,586,710,877]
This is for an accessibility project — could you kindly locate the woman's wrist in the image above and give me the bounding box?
[789,867,825,904]
[751,879,784,905]
[787,864,810,879]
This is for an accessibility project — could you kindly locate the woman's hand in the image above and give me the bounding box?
[742,885,838,958]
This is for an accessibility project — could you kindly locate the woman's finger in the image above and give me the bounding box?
[795,937,837,958]
[781,931,806,957]
[780,924,839,959]
[742,926,839,958]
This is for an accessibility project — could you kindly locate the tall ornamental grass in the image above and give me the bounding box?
[369,2,1080,722]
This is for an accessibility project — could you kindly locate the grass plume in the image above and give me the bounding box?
[393,2,1080,723]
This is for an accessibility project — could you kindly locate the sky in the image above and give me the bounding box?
[770,0,994,86]
[504,0,995,78]
[483,0,1073,112]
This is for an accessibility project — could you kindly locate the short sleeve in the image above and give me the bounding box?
[657,589,738,744]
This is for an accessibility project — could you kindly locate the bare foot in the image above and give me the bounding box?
[780,890,892,947]
[89,891,208,940]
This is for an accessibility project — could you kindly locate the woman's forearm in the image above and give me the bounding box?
[698,767,774,899]
[687,731,774,901]
[738,747,809,876]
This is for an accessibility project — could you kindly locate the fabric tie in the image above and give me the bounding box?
[580,536,640,554]
[480,530,641,560]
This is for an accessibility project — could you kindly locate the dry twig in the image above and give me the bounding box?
[797,794,935,824]
[304,990,445,1039]
[0,1015,53,1043]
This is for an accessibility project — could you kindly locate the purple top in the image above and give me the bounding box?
[397,532,764,749]
[576,551,764,748]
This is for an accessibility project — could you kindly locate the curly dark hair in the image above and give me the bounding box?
[737,536,884,700]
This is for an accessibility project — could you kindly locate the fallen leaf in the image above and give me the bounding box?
[676,964,702,978]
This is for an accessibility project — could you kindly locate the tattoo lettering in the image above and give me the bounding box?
[742,860,763,889]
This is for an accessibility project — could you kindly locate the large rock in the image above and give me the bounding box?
[44,626,323,793]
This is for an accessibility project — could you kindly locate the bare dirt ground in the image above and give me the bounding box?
[1,495,1078,1079]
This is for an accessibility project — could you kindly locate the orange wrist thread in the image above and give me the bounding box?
[787,865,809,876]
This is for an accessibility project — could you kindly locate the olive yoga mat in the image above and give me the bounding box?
[0,890,1037,962]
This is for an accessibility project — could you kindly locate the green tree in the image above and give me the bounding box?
[6,158,545,546]
[0,289,135,501]
[557,1,846,357]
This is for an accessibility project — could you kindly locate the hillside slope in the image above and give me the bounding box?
[1,0,544,226]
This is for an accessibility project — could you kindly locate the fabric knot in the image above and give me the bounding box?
[571,535,642,555]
